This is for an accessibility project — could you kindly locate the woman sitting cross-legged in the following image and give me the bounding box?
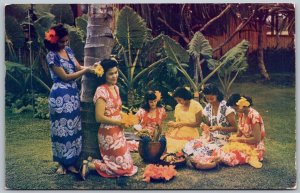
[134,90,167,137]
[217,93,266,168]
[165,87,203,153]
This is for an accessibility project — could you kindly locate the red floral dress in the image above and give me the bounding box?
[135,107,167,136]
[93,84,138,177]
[219,107,266,166]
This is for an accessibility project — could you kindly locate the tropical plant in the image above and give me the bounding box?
[114,6,168,107]
[208,40,250,99]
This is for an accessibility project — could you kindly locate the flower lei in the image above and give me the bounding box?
[236,97,250,109]
[45,29,59,44]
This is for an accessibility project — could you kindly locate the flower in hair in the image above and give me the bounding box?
[45,29,59,44]
[94,62,104,77]
[155,91,162,101]
[236,97,250,109]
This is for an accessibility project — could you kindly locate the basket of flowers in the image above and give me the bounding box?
[160,151,186,168]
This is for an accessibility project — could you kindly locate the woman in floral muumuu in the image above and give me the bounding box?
[45,24,94,174]
[80,58,138,183]
[218,94,266,168]
[135,90,167,137]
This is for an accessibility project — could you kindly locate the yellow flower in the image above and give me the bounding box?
[222,142,262,168]
[184,86,191,91]
[155,91,162,101]
[121,111,139,127]
[236,97,250,109]
[94,63,104,77]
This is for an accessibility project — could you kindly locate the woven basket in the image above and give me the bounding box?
[190,158,219,170]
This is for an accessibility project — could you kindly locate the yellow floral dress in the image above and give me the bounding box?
[166,100,203,153]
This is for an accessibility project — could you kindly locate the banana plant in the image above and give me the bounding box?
[208,40,249,99]
[162,33,228,99]
[114,6,167,107]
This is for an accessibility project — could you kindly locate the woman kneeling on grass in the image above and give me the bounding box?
[80,58,137,185]
[218,93,266,168]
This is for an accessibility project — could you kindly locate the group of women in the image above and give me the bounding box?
[45,24,265,183]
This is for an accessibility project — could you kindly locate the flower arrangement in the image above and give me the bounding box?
[45,29,59,44]
[121,111,139,127]
[143,164,177,182]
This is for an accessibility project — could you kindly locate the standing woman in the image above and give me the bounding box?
[80,58,138,181]
[44,24,94,174]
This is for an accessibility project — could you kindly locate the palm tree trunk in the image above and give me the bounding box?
[257,18,270,80]
[80,4,115,160]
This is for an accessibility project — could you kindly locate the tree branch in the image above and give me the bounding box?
[157,17,190,44]
[213,13,255,53]
[199,4,232,32]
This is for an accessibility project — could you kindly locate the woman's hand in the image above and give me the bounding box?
[209,125,221,132]
[173,122,184,128]
[167,121,176,127]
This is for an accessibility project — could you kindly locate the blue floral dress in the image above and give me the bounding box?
[46,46,82,167]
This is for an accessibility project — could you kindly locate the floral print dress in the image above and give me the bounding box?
[218,107,266,167]
[183,100,235,166]
[47,46,82,167]
[93,84,138,178]
[135,107,167,136]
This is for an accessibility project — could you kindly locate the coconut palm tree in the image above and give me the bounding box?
[80,4,115,159]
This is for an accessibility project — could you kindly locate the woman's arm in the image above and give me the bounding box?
[173,110,202,128]
[209,112,237,132]
[236,123,261,144]
[95,98,123,126]
[52,65,90,81]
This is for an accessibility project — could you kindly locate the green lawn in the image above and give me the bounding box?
[5,77,296,190]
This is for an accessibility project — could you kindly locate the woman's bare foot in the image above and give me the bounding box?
[56,165,66,175]
[67,166,79,174]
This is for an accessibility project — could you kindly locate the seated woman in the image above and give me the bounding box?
[218,93,266,168]
[183,84,237,167]
[200,83,237,145]
[134,90,167,137]
[166,87,203,153]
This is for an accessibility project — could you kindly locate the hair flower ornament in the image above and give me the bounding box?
[155,91,162,101]
[94,62,104,77]
[45,29,59,44]
[236,97,250,109]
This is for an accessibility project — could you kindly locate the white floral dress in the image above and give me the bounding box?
[93,84,138,177]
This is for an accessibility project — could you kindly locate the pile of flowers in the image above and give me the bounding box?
[143,164,177,182]
[221,142,262,168]
[121,111,139,127]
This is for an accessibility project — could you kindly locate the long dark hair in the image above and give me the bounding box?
[98,58,119,85]
[141,90,163,112]
[44,23,68,52]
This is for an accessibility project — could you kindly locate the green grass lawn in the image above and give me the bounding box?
[5,77,296,190]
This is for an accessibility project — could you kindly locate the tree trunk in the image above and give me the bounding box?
[80,4,115,160]
[257,19,270,80]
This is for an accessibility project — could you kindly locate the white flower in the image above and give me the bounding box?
[105,136,114,145]
[116,156,124,165]
[56,97,63,107]
[63,94,71,102]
